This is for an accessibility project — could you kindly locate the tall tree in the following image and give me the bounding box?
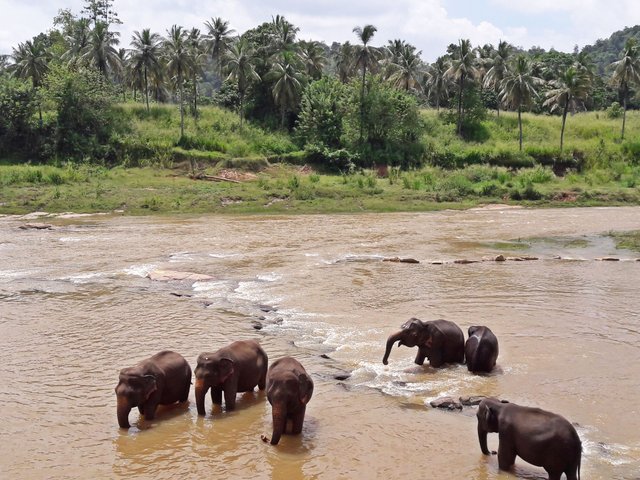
[164,25,192,138]
[11,38,50,125]
[271,15,299,52]
[224,37,260,129]
[298,40,326,80]
[82,0,122,27]
[352,24,381,142]
[129,28,162,112]
[387,43,423,91]
[424,56,450,111]
[499,54,542,151]
[60,17,91,68]
[266,51,305,128]
[483,40,512,116]
[335,42,355,83]
[445,38,478,135]
[81,21,121,77]
[187,28,206,116]
[204,17,235,81]
[543,66,591,151]
[609,38,640,140]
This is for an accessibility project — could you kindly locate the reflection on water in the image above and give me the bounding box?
[0,207,639,479]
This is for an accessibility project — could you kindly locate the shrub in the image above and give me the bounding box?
[606,102,623,119]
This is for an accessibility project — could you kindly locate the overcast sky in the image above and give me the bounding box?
[2,0,640,60]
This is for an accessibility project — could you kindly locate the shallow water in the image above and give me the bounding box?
[1,207,639,479]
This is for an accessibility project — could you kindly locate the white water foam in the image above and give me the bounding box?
[122,264,157,277]
[58,272,108,284]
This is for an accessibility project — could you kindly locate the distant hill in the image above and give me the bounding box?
[582,25,640,75]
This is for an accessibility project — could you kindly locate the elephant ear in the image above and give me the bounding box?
[298,372,314,405]
[142,374,157,399]
[219,358,235,382]
[400,317,420,329]
[485,405,499,432]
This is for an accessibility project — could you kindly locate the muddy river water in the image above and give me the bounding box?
[0,207,639,479]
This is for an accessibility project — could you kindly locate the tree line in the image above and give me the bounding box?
[2,0,640,167]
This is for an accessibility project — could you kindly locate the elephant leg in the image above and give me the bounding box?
[564,468,578,480]
[428,351,444,368]
[497,439,516,471]
[143,400,159,421]
[414,346,429,365]
[291,406,306,435]
[258,370,266,390]
[547,472,561,480]
[138,405,145,415]
[211,387,222,405]
[180,381,189,403]
[224,387,237,410]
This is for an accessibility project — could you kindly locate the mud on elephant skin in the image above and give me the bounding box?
[477,397,582,480]
[465,325,499,373]
[115,350,192,429]
[265,356,314,446]
[382,318,465,368]
[194,340,268,416]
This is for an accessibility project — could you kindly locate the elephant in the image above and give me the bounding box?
[266,356,314,445]
[465,325,499,373]
[382,318,465,367]
[476,397,582,480]
[115,350,192,429]
[194,340,268,416]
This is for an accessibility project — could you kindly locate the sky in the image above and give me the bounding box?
[1,0,640,61]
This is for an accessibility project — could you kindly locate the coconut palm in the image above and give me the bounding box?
[499,54,542,151]
[203,17,235,81]
[424,56,450,111]
[224,37,260,129]
[187,28,207,116]
[609,38,640,140]
[164,25,193,138]
[543,66,591,152]
[271,15,299,52]
[81,21,121,77]
[11,38,50,126]
[129,28,162,111]
[266,51,305,128]
[335,42,355,83]
[387,43,424,92]
[483,40,512,116]
[445,38,478,135]
[298,40,326,80]
[352,24,381,141]
[61,17,91,68]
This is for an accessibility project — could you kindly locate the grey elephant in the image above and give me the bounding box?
[382,318,465,367]
[266,356,314,445]
[115,350,192,428]
[477,397,582,480]
[194,340,268,416]
[465,325,499,373]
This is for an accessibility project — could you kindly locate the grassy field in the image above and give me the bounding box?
[1,104,640,215]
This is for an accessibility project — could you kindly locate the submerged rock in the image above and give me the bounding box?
[147,269,214,282]
[19,223,53,230]
[430,397,462,410]
[453,259,479,264]
[383,257,420,264]
[596,257,620,262]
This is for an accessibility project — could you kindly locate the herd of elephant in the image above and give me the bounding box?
[115,318,582,479]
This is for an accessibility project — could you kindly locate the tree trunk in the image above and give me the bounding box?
[193,73,198,116]
[239,90,244,131]
[457,74,464,136]
[622,94,627,140]
[360,65,367,143]
[195,378,207,416]
[518,107,523,152]
[179,74,185,139]
[117,396,132,428]
[382,331,404,365]
[144,66,149,112]
[560,100,569,153]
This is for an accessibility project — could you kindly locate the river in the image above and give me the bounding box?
[0,207,639,479]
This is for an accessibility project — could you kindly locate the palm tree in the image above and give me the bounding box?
[388,43,424,92]
[298,40,326,80]
[204,17,235,81]
[445,38,478,136]
[610,38,640,140]
[164,25,193,138]
[499,54,542,151]
[266,51,305,128]
[271,15,299,52]
[335,42,355,83]
[61,18,91,68]
[187,28,207,116]
[11,39,50,125]
[81,21,121,77]
[352,24,381,142]
[129,28,162,111]
[483,40,512,116]
[424,57,450,111]
[543,66,591,152]
[224,37,260,129]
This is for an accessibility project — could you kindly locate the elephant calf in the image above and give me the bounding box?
[382,318,465,367]
[477,398,582,480]
[465,325,499,373]
[266,356,314,445]
[115,350,192,429]
[194,340,268,416]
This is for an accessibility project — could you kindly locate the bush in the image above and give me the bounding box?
[606,102,623,119]
[622,141,640,164]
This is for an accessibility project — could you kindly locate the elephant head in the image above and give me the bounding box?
[268,371,313,445]
[382,318,431,365]
[194,354,234,416]
[115,369,157,428]
[476,398,508,455]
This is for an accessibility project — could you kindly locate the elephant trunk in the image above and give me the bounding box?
[382,331,404,365]
[117,396,132,429]
[270,404,287,445]
[478,424,490,455]
[195,378,208,416]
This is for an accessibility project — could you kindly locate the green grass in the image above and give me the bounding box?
[609,230,640,252]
